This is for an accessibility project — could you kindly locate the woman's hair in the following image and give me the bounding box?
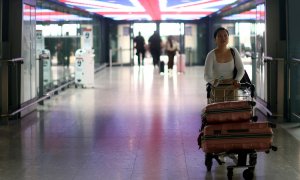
[213,27,229,39]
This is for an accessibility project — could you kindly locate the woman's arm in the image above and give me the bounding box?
[233,48,245,81]
[204,51,215,84]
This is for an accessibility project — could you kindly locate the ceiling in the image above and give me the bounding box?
[56,0,239,21]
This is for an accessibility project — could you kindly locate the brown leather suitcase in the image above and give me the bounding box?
[201,122,273,153]
[202,100,254,124]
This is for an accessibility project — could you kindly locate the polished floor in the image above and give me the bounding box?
[1,66,300,180]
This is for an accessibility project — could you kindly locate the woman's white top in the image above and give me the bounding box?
[204,47,244,84]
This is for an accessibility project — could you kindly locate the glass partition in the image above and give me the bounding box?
[184,24,198,65]
[287,0,300,121]
[22,4,37,103]
[36,1,102,95]
[290,60,300,121]
[254,4,266,101]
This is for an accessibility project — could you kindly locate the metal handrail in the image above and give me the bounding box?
[291,57,300,63]
[1,63,107,119]
[8,57,24,63]
[263,56,284,62]
[0,80,75,118]
[0,57,24,63]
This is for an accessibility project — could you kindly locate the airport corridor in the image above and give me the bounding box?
[0,66,299,180]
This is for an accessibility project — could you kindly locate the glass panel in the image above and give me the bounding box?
[234,22,255,82]
[31,6,37,99]
[290,61,300,121]
[22,4,36,102]
[184,24,197,66]
[36,1,100,93]
[111,24,130,65]
[287,0,300,121]
[254,4,266,101]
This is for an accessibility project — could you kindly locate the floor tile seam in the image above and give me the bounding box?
[178,125,191,179]
[129,129,143,180]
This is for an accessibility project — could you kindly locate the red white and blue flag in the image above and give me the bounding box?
[57,0,237,21]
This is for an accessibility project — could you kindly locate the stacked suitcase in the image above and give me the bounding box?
[198,83,277,180]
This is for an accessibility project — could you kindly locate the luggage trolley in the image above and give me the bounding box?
[198,82,277,180]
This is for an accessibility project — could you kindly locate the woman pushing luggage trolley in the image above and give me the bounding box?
[198,82,277,180]
[199,27,277,179]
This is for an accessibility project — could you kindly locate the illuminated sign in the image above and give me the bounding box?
[56,0,237,21]
[223,9,265,21]
[31,7,92,22]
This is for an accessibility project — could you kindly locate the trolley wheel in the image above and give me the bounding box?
[252,116,258,122]
[249,153,257,166]
[227,168,233,180]
[75,84,78,88]
[205,153,213,171]
[271,146,278,151]
[243,168,254,180]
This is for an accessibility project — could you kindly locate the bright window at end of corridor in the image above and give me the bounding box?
[160,23,184,36]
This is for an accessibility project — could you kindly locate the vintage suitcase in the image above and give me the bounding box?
[177,54,186,73]
[201,122,273,153]
[202,100,255,124]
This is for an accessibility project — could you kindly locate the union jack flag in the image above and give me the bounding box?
[57,0,237,21]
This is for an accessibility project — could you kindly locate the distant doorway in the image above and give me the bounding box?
[132,23,156,66]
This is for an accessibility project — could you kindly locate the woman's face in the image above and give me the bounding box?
[215,30,229,47]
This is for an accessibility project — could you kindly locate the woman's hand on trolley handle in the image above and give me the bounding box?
[232,80,241,89]
[212,79,240,89]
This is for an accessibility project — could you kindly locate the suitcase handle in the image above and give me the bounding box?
[213,129,249,135]
[227,129,249,133]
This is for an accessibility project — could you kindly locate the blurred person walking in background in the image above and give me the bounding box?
[134,32,146,66]
[148,31,162,67]
[165,35,179,73]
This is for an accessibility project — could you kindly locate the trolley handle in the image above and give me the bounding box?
[206,82,256,99]
[240,82,255,98]
[206,83,212,99]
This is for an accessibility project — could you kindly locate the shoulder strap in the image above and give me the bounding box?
[230,48,238,79]
[230,48,235,63]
